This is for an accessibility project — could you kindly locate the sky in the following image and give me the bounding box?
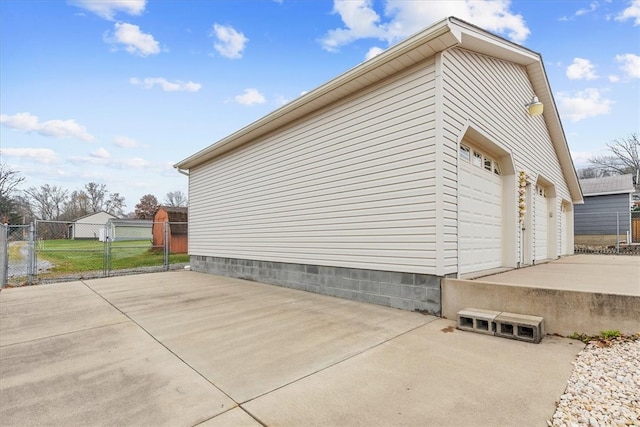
[1,0,639,214]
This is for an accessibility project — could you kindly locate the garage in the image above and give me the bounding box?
[458,145,503,274]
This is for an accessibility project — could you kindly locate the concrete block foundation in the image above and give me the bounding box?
[190,255,442,315]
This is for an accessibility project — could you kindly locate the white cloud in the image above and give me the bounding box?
[106,23,160,56]
[90,147,111,159]
[113,135,141,148]
[365,46,385,60]
[557,88,614,122]
[570,150,596,167]
[320,0,530,52]
[117,157,150,168]
[0,147,59,164]
[615,53,640,78]
[575,1,599,17]
[69,0,146,20]
[608,74,621,83]
[69,153,150,169]
[130,77,202,92]
[274,95,291,106]
[616,0,640,25]
[566,58,598,80]
[0,112,94,141]
[212,24,248,59]
[234,88,266,105]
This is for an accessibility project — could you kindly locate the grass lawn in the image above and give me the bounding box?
[37,239,190,274]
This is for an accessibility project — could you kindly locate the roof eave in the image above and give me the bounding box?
[175,17,458,170]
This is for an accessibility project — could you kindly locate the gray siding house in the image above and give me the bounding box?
[575,174,634,245]
[175,17,583,315]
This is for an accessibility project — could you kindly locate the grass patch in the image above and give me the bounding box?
[568,330,637,346]
[8,241,26,262]
[36,239,189,274]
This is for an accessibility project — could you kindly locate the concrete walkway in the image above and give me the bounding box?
[483,255,640,296]
[1,271,582,426]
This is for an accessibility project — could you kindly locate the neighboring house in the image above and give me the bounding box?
[102,219,152,242]
[152,206,188,253]
[69,211,117,239]
[175,17,583,315]
[574,174,634,245]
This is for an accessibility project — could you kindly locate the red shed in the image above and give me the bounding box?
[152,206,188,253]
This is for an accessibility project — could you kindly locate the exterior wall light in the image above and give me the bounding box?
[525,96,544,117]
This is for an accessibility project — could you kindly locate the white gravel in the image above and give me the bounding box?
[550,338,640,427]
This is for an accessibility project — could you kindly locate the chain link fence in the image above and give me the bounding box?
[1,220,189,287]
[574,211,636,254]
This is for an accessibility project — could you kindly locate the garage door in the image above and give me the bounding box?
[534,185,548,261]
[459,146,503,274]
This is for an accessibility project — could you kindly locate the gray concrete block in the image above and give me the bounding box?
[318,266,335,276]
[334,267,350,278]
[368,270,387,284]
[379,283,403,298]
[494,312,544,344]
[414,300,438,315]
[368,295,392,307]
[415,274,439,287]
[457,308,500,336]
[306,265,319,275]
[350,269,370,280]
[400,273,415,285]
[426,287,440,305]
[360,281,380,294]
[401,285,426,301]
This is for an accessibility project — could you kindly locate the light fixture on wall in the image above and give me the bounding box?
[525,96,544,117]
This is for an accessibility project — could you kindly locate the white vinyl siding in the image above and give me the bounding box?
[441,48,572,271]
[189,59,438,274]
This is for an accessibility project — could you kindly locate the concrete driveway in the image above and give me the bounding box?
[1,271,582,426]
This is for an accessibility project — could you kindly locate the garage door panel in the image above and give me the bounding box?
[459,162,502,274]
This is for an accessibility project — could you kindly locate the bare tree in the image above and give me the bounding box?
[135,194,159,219]
[25,184,68,220]
[62,190,90,220]
[164,190,187,207]
[105,192,126,217]
[84,182,107,213]
[0,163,25,223]
[589,133,639,184]
[577,167,612,179]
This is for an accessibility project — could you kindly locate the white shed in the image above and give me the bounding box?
[69,211,117,240]
[175,17,583,315]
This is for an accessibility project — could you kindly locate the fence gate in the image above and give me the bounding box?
[1,224,36,287]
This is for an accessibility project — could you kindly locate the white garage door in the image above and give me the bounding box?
[459,147,503,274]
[534,185,548,261]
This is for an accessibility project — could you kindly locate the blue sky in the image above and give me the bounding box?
[1,0,639,213]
